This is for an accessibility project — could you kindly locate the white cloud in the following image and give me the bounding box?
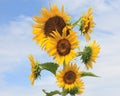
[0,15,45,73]
[0,75,59,96]
[0,85,59,96]
[51,0,115,13]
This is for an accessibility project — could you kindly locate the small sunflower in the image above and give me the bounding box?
[80,7,95,41]
[32,3,71,49]
[56,64,83,90]
[28,55,41,85]
[46,26,79,65]
[81,40,100,69]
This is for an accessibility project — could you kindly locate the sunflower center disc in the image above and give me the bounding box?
[57,39,71,56]
[44,16,66,36]
[63,71,76,84]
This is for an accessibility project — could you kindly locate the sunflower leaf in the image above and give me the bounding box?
[42,89,61,96]
[81,72,100,77]
[38,62,59,75]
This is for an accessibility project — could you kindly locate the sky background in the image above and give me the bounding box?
[0,0,120,96]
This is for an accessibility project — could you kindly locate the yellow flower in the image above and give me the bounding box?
[80,7,95,41]
[28,55,40,85]
[46,26,79,65]
[81,40,100,69]
[56,64,83,90]
[32,3,71,50]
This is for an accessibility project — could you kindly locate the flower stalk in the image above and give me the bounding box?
[72,18,81,28]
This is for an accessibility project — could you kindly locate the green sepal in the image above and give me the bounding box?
[68,87,79,95]
[81,46,92,64]
[34,64,42,79]
[42,89,61,96]
[38,62,59,75]
[77,51,83,57]
[81,72,100,77]
[79,17,85,33]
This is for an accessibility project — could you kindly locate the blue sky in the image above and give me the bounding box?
[0,0,120,96]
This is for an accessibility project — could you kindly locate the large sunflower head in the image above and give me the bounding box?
[80,7,95,41]
[56,64,83,90]
[46,26,79,65]
[32,3,71,49]
[81,40,100,69]
[28,55,41,85]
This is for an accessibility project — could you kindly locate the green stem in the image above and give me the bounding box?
[63,60,66,69]
[72,18,81,28]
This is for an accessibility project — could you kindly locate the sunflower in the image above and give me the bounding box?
[81,40,100,69]
[46,26,79,65]
[56,64,83,90]
[28,55,41,85]
[32,3,71,49]
[80,7,95,41]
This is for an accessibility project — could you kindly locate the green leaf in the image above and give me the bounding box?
[39,62,59,75]
[81,72,100,77]
[42,89,61,96]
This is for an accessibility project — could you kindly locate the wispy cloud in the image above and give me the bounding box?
[0,15,45,73]
[0,75,59,96]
